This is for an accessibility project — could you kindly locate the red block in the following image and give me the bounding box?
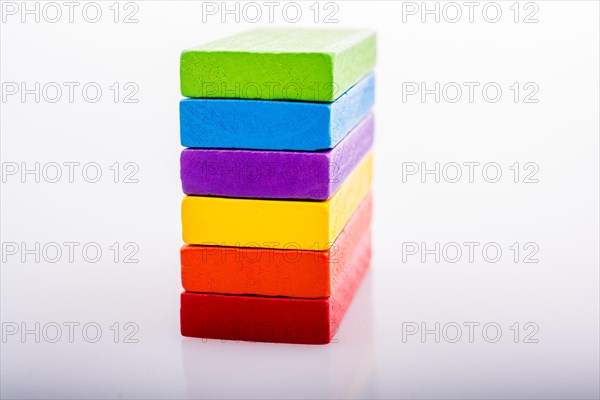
[180,225,372,344]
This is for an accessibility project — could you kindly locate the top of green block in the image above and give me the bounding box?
[186,28,374,54]
[180,28,376,102]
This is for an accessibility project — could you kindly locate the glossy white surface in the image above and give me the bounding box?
[1,2,598,398]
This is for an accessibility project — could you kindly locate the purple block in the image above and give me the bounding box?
[180,113,374,200]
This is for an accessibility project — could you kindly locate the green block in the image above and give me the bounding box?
[180,28,376,102]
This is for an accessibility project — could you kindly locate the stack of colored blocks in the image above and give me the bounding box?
[179,29,376,345]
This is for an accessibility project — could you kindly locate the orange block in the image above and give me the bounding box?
[181,192,373,298]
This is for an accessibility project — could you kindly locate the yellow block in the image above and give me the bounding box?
[181,151,373,250]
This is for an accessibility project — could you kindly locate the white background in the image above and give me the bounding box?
[1,1,599,399]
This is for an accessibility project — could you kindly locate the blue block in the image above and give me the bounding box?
[180,73,375,151]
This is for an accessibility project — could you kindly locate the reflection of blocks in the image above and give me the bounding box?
[178,28,377,344]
